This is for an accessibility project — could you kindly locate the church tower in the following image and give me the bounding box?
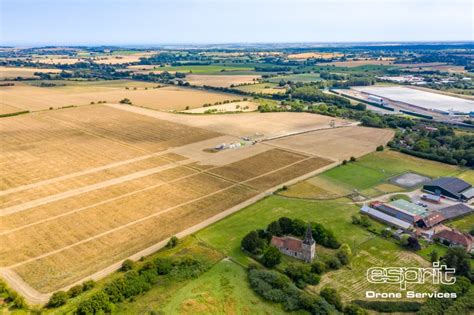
[302,224,316,263]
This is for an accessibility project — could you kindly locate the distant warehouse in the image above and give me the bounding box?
[423,177,474,202]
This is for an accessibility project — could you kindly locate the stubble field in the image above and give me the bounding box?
[0,80,243,112]
[0,66,62,80]
[185,74,260,87]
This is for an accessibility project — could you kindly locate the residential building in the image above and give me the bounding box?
[434,229,473,253]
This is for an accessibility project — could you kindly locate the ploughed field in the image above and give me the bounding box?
[0,104,392,298]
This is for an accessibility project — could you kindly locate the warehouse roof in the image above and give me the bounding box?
[461,187,474,199]
[425,177,472,195]
[439,203,474,220]
[361,205,412,230]
[388,199,428,216]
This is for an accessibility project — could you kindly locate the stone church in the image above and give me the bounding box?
[270,224,315,263]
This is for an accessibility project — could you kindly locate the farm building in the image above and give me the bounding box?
[423,177,474,202]
[360,205,412,230]
[438,203,474,220]
[270,225,315,263]
[371,199,428,223]
[434,229,473,253]
[421,194,441,203]
[417,211,445,229]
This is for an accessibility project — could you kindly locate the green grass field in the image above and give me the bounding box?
[234,82,285,94]
[445,215,474,233]
[315,237,437,302]
[266,73,323,83]
[196,197,375,265]
[313,150,462,198]
[162,259,299,315]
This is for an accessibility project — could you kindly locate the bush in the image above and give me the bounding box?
[0,280,27,309]
[76,292,112,315]
[376,145,384,151]
[67,285,83,298]
[320,286,343,311]
[360,215,372,228]
[166,236,179,248]
[241,230,266,254]
[336,244,352,265]
[351,214,361,225]
[47,291,68,308]
[381,228,392,238]
[82,280,95,291]
[154,258,173,275]
[354,300,422,312]
[121,259,135,272]
[267,220,283,236]
[262,246,282,267]
[284,264,320,288]
[350,156,356,162]
[344,303,368,315]
[405,237,421,251]
[325,256,341,270]
[119,98,132,104]
[311,261,326,274]
[312,223,340,249]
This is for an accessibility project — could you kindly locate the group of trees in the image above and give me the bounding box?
[47,280,95,308]
[0,279,27,310]
[248,267,367,315]
[418,276,473,315]
[241,217,341,260]
[74,256,206,314]
[389,125,474,167]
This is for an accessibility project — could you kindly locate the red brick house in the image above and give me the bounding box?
[434,229,473,253]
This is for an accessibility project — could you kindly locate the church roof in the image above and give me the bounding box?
[271,236,303,252]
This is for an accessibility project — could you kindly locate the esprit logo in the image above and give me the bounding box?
[367,262,456,290]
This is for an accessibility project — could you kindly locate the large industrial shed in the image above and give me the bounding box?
[423,177,474,202]
[360,205,412,230]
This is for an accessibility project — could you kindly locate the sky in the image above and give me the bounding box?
[1,0,473,46]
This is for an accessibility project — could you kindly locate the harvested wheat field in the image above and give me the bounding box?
[0,104,360,301]
[288,52,344,59]
[0,105,219,191]
[185,74,260,87]
[181,101,258,113]
[0,66,62,80]
[91,52,156,64]
[109,104,352,138]
[267,126,394,161]
[0,80,243,112]
[319,59,395,67]
[0,103,24,115]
